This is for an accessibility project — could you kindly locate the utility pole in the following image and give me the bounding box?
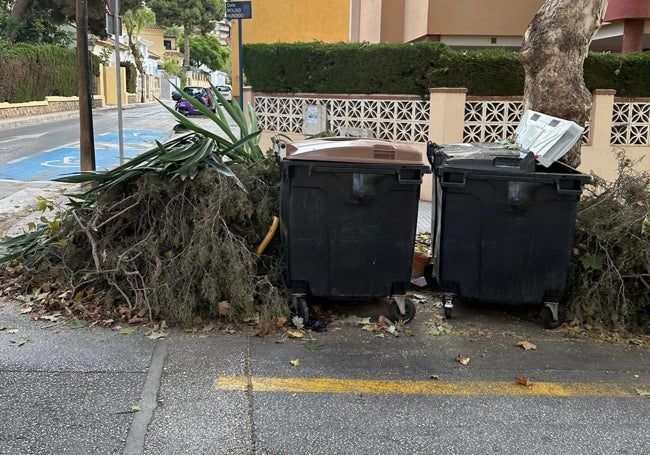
[77,0,96,172]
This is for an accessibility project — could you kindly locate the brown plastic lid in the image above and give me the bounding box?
[279,137,424,164]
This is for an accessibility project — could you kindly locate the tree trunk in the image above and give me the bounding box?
[77,0,96,172]
[520,0,608,168]
[184,30,191,67]
[6,0,33,43]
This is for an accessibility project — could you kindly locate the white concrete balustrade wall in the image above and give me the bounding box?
[251,88,650,200]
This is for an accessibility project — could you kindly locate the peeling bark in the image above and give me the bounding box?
[520,0,608,168]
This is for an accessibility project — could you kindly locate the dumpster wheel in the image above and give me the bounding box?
[292,296,310,325]
[541,303,566,330]
[443,295,454,319]
[388,298,416,323]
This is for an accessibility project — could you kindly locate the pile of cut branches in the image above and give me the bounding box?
[565,150,650,334]
[1,87,289,326]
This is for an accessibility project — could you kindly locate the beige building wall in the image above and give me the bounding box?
[360,0,544,43]
[139,26,166,59]
[358,0,382,43]
[425,0,544,37]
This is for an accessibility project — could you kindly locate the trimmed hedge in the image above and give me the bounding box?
[243,42,450,96]
[0,43,100,103]
[121,61,137,94]
[243,41,650,98]
[428,48,524,96]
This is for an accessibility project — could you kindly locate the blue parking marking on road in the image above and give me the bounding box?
[96,129,171,145]
[0,129,168,182]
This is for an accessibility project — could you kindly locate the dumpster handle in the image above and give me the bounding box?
[397,169,425,185]
[440,171,467,188]
[555,178,585,195]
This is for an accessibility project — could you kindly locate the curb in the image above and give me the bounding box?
[0,102,163,130]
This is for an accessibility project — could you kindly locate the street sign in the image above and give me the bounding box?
[226,1,252,19]
[105,15,121,36]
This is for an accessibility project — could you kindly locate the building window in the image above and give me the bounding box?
[164,40,172,50]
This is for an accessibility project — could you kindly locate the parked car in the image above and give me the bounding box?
[215,85,233,102]
[172,86,217,113]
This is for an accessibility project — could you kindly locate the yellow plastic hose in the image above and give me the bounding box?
[256,216,279,255]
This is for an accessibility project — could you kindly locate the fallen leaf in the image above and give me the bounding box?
[117,306,130,315]
[147,331,167,340]
[286,329,304,339]
[193,316,203,325]
[303,340,322,351]
[429,374,440,380]
[20,307,33,314]
[119,327,135,335]
[291,316,304,330]
[202,324,214,332]
[160,320,168,330]
[39,314,60,322]
[455,354,470,365]
[515,376,534,387]
[116,405,142,415]
[377,315,390,327]
[0,326,6,331]
[635,388,650,397]
[290,358,300,367]
[217,301,230,316]
[273,316,287,329]
[68,319,88,329]
[7,329,18,334]
[11,337,29,347]
[517,341,537,351]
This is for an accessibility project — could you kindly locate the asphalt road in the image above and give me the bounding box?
[0,297,648,455]
[0,104,648,454]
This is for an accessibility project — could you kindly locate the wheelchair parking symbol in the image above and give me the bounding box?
[41,156,79,168]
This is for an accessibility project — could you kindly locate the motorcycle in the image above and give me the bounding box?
[171,90,213,116]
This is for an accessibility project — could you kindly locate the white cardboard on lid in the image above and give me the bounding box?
[514,110,584,167]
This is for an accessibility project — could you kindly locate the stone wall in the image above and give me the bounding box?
[0,97,87,120]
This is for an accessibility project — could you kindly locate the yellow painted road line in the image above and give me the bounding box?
[215,376,647,398]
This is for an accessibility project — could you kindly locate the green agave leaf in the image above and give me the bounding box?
[175,138,215,175]
[221,130,263,163]
[211,84,247,130]
[206,155,244,189]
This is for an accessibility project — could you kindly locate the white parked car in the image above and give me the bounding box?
[215,85,233,102]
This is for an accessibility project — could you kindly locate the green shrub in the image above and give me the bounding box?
[0,43,100,102]
[428,48,524,96]
[121,61,137,93]
[243,42,650,97]
[243,41,451,96]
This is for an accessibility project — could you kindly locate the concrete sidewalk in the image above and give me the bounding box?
[1,296,648,454]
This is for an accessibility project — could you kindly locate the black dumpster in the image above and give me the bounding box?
[278,137,430,323]
[427,142,591,328]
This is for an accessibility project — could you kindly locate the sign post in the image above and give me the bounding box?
[226,2,252,111]
[106,0,124,164]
